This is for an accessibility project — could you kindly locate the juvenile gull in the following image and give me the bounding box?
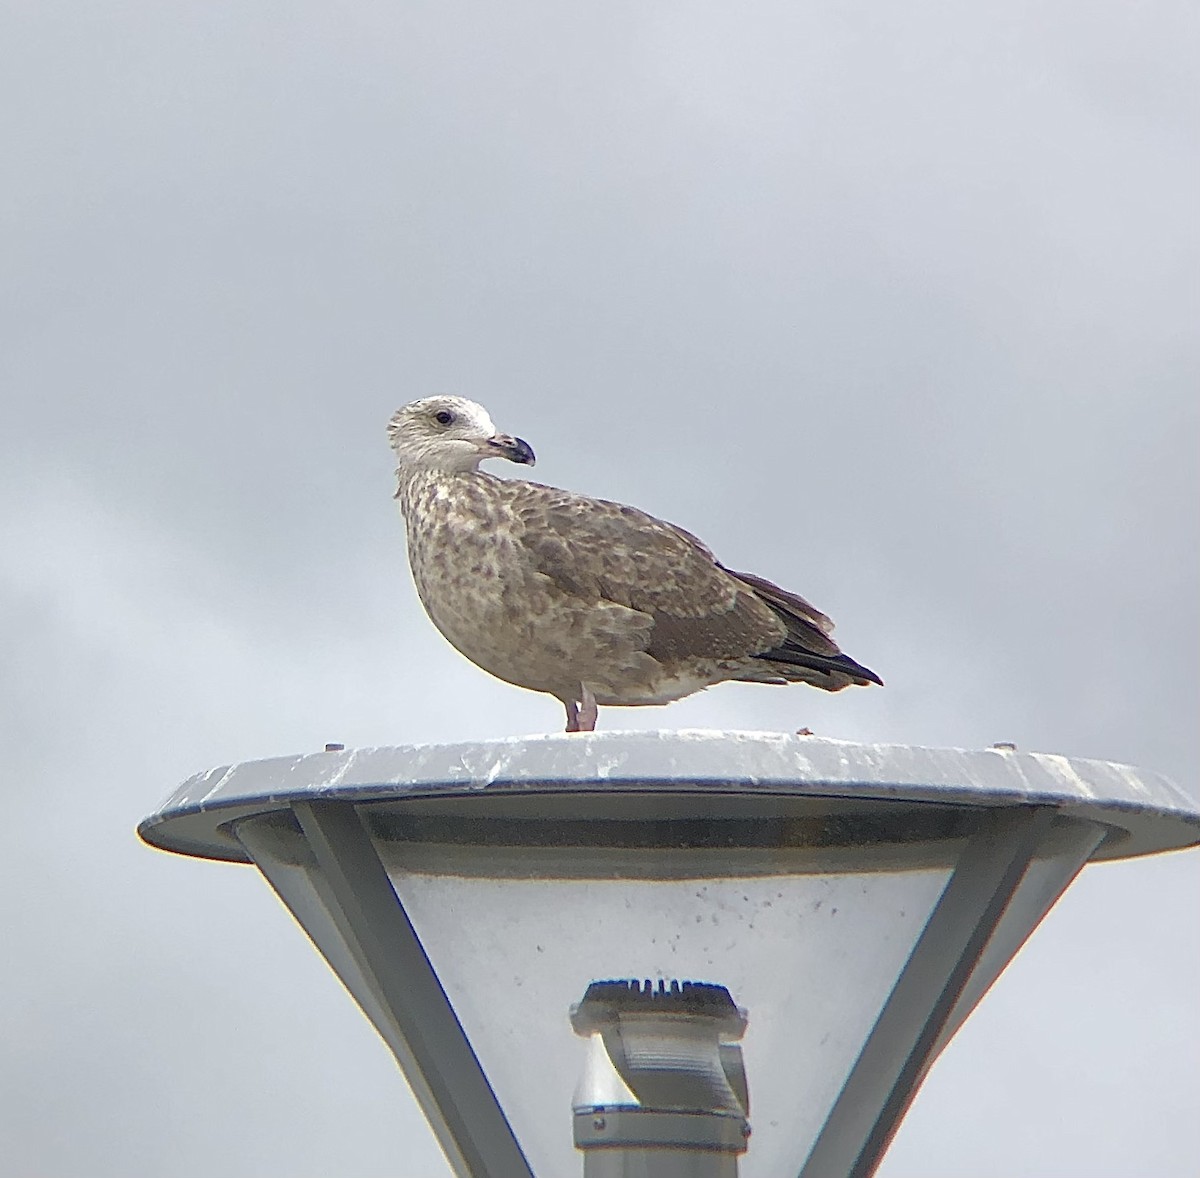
[389,396,882,732]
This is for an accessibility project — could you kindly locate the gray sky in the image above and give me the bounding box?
[2,2,1197,1175]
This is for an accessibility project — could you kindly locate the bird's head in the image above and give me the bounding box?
[387,396,536,473]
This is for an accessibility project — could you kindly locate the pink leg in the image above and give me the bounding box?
[563,684,598,733]
[577,683,598,732]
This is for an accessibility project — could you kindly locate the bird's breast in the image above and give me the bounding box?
[400,476,561,675]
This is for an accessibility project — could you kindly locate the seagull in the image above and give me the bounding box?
[388,396,881,732]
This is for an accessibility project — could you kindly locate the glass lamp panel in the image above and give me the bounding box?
[361,790,965,1178]
[386,856,950,1178]
[232,796,1107,1178]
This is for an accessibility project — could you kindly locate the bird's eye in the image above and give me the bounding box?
[435,410,454,426]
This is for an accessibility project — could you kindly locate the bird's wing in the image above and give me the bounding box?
[502,481,786,663]
[723,569,837,645]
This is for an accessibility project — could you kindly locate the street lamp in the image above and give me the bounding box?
[139,732,1200,1178]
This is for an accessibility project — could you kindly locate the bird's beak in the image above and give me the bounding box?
[484,433,536,466]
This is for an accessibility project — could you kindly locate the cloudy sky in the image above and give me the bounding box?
[2,1,1197,1175]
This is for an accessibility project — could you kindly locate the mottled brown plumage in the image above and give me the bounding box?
[389,396,881,731]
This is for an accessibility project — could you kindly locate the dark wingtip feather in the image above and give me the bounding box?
[832,652,884,687]
[752,645,883,689]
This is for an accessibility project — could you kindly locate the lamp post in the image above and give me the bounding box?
[139,732,1200,1178]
